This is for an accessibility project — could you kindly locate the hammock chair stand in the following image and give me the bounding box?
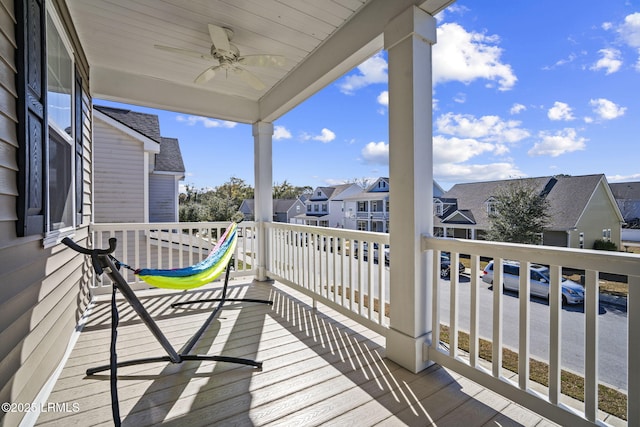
[63,236,273,376]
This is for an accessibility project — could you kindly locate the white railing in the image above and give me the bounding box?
[86,219,638,424]
[266,222,390,335]
[90,221,257,293]
[424,236,639,426]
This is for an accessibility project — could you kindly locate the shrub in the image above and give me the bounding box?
[593,239,618,251]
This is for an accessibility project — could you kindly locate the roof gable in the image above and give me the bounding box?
[443,174,614,229]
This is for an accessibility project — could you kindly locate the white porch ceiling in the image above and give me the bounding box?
[66,0,455,124]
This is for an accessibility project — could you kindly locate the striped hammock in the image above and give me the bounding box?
[135,222,238,290]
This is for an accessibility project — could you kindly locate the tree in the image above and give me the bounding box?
[485,181,550,245]
[273,180,312,199]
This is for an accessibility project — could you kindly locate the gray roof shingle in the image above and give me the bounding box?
[156,137,185,173]
[94,105,162,143]
[441,174,607,230]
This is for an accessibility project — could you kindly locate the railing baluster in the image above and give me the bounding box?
[469,254,479,368]
[492,258,504,378]
[518,260,531,390]
[584,269,599,422]
[548,264,562,405]
[629,275,639,425]
[449,252,460,358]
[432,250,441,349]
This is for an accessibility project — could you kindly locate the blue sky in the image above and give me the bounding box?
[98,0,640,192]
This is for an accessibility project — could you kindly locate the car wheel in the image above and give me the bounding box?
[440,267,450,278]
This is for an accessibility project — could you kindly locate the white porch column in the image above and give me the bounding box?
[385,6,437,373]
[253,121,273,281]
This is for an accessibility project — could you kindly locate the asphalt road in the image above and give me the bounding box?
[261,243,629,392]
[437,272,628,391]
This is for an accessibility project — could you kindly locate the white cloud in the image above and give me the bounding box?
[607,173,640,182]
[589,98,626,120]
[547,101,575,121]
[301,128,336,143]
[590,48,622,74]
[510,103,526,114]
[433,135,495,163]
[377,91,388,107]
[361,141,389,165]
[273,125,292,140]
[528,128,587,157]
[433,23,517,91]
[435,112,530,143]
[338,53,388,94]
[176,115,237,128]
[435,162,524,184]
[618,12,640,48]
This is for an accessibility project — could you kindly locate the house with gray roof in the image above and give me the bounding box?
[435,174,624,249]
[94,106,185,223]
[609,181,640,228]
[342,177,445,232]
[239,198,305,223]
[292,183,362,227]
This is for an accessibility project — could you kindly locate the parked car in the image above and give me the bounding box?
[481,260,584,305]
[440,252,466,278]
[354,242,390,266]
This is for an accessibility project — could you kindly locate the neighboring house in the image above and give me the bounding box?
[94,106,185,223]
[239,198,305,223]
[609,181,640,227]
[435,174,624,249]
[343,178,445,232]
[292,184,362,227]
[610,181,640,242]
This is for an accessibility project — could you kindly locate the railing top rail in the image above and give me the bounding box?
[267,222,390,244]
[423,235,640,277]
[91,221,256,231]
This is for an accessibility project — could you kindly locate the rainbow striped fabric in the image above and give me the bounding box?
[136,222,238,290]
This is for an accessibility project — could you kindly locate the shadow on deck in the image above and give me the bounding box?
[34,279,555,426]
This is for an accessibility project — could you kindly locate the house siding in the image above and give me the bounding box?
[571,181,622,250]
[0,1,93,425]
[94,120,145,223]
[149,173,178,222]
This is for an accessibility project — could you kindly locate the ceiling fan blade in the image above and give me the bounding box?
[208,24,231,52]
[154,44,213,60]
[238,54,286,68]
[194,66,218,84]
[235,68,266,91]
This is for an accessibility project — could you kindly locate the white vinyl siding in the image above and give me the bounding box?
[94,120,145,223]
[149,174,178,222]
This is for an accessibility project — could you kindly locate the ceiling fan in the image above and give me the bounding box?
[155,24,286,90]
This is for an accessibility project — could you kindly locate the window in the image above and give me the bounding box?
[357,201,367,212]
[486,198,497,216]
[357,221,368,231]
[307,204,312,212]
[16,1,83,241]
[321,203,327,212]
[47,12,74,232]
[434,200,443,216]
[603,228,611,241]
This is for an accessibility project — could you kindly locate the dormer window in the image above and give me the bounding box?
[486,197,498,216]
[434,200,443,216]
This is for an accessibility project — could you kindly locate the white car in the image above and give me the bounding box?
[481,260,584,305]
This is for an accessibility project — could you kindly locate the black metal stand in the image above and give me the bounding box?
[63,237,273,375]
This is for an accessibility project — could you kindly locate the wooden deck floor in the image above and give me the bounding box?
[35,279,558,426]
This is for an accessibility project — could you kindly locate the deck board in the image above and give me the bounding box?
[34,279,558,426]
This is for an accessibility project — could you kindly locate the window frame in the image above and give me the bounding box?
[42,4,78,247]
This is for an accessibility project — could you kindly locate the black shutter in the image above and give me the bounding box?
[74,68,83,225]
[15,0,47,237]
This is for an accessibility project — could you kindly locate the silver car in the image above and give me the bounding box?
[481,260,584,305]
